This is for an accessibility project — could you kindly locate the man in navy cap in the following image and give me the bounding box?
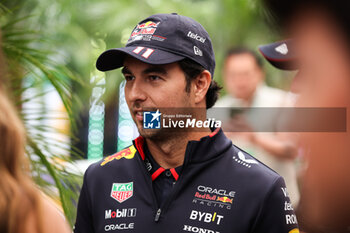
[74,13,299,233]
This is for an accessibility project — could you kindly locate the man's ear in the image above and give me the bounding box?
[192,70,211,105]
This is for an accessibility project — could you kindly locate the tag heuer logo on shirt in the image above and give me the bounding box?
[111,182,133,203]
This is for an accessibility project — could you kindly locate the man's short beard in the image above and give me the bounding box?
[138,127,183,143]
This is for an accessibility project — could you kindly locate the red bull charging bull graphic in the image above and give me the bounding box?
[101,145,136,166]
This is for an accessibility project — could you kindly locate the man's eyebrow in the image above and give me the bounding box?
[121,66,132,75]
[142,66,168,75]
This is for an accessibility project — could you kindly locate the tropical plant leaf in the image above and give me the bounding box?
[1,5,84,227]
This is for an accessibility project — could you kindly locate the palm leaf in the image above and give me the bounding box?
[1,6,84,227]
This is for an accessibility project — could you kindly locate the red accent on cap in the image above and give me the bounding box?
[170,168,179,181]
[151,167,165,181]
[134,136,146,160]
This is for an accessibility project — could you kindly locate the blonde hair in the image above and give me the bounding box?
[0,89,44,233]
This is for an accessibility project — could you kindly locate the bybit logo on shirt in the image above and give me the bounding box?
[189,210,224,225]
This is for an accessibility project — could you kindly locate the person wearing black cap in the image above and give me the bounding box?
[258,39,296,71]
[74,13,299,233]
[260,1,350,232]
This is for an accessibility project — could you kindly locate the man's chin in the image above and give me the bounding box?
[137,127,178,142]
[136,123,159,138]
[138,128,158,138]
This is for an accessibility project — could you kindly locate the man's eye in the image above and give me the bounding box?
[124,75,134,81]
[149,75,161,81]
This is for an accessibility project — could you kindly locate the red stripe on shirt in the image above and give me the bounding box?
[151,167,165,181]
[134,136,146,160]
[170,168,179,181]
[209,128,220,137]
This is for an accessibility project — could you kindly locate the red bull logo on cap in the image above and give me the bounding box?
[101,145,136,166]
[137,21,159,29]
[128,21,161,43]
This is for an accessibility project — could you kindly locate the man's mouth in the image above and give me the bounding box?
[134,110,143,121]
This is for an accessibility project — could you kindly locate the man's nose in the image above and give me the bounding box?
[126,78,147,103]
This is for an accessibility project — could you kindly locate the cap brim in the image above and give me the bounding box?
[258,40,298,71]
[96,46,185,71]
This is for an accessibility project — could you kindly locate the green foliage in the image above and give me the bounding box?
[7,0,291,99]
[0,4,83,226]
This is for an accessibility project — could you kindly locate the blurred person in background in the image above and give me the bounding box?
[260,1,350,232]
[215,48,300,206]
[0,32,70,233]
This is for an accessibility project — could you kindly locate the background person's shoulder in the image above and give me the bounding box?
[41,196,71,233]
[26,195,71,233]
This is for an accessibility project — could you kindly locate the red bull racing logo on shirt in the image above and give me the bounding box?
[216,196,233,204]
[193,185,235,210]
[110,182,134,203]
[100,145,136,166]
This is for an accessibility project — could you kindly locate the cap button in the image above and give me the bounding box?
[171,13,178,15]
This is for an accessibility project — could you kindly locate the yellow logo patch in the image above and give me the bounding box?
[100,145,136,166]
[289,228,300,233]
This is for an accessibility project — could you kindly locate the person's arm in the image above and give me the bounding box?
[27,196,71,233]
[74,170,95,233]
[42,197,71,233]
[251,132,298,160]
[252,177,299,233]
[224,114,298,160]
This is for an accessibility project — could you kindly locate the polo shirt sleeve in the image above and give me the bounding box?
[252,176,300,233]
[74,168,95,233]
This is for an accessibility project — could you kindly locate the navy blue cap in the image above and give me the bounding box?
[258,39,297,71]
[96,13,216,78]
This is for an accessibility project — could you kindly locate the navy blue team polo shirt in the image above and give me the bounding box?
[143,142,182,207]
[74,128,299,233]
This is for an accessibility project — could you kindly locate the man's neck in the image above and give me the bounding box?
[145,131,210,169]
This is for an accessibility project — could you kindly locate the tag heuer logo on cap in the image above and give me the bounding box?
[275,43,288,55]
[111,182,133,203]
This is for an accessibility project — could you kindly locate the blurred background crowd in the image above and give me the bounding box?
[0,0,349,232]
